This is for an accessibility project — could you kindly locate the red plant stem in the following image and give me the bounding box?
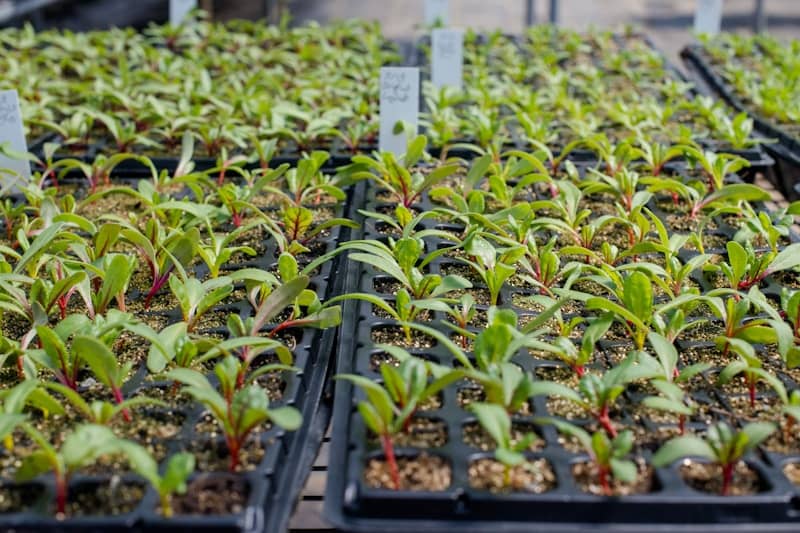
[227,436,240,472]
[55,470,67,515]
[597,405,617,438]
[144,268,174,309]
[399,179,411,208]
[748,378,756,409]
[380,433,400,490]
[721,462,734,496]
[235,366,247,390]
[55,372,78,391]
[784,416,795,444]
[793,308,800,339]
[598,465,612,496]
[112,387,131,422]
[266,316,314,339]
[679,413,686,435]
[572,364,585,378]
[115,293,126,313]
[738,270,770,291]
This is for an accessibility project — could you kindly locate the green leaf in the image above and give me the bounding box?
[702,184,769,209]
[469,402,510,449]
[740,422,776,453]
[268,406,302,431]
[647,332,678,379]
[0,413,26,441]
[542,418,592,452]
[586,297,646,333]
[119,441,159,487]
[623,271,652,322]
[13,223,64,275]
[609,458,637,483]
[430,274,472,298]
[16,450,53,482]
[62,424,119,470]
[726,241,747,286]
[652,435,715,467]
[642,396,693,416]
[495,447,525,467]
[2,380,38,415]
[145,322,189,373]
[529,381,583,404]
[737,325,777,345]
[36,325,70,372]
[72,336,123,389]
[403,135,427,167]
[165,228,200,271]
[336,374,395,429]
[96,254,134,311]
[357,402,385,436]
[769,243,800,273]
[278,253,299,282]
[252,276,309,332]
[165,367,212,390]
[161,452,195,494]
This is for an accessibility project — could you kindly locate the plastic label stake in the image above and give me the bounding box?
[379,67,419,156]
[424,0,449,26]
[432,29,464,90]
[170,0,197,25]
[694,0,723,35]
[0,90,30,193]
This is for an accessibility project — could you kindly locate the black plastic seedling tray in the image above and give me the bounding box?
[0,172,353,532]
[681,44,800,200]
[324,173,800,532]
[413,33,774,177]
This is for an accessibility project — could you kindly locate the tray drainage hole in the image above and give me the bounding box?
[791,495,800,512]
[455,490,469,514]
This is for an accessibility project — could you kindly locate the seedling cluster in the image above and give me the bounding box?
[0,13,800,532]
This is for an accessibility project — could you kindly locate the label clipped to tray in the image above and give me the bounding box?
[424,0,449,26]
[694,0,723,35]
[170,0,197,25]
[432,29,464,90]
[379,67,420,157]
[0,89,30,194]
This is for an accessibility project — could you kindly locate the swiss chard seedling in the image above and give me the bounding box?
[167,357,302,471]
[653,422,775,495]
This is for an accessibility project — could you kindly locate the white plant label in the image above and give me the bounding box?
[694,0,723,35]
[424,0,449,26]
[170,0,197,25]
[432,29,463,89]
[379,67,419,156]
[0,90,30,193]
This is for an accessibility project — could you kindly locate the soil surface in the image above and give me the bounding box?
[680,461,762,496]
[364,454,451,491]
[172,475,249,515]
[572,459,654,496]
[469,458,555,493]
